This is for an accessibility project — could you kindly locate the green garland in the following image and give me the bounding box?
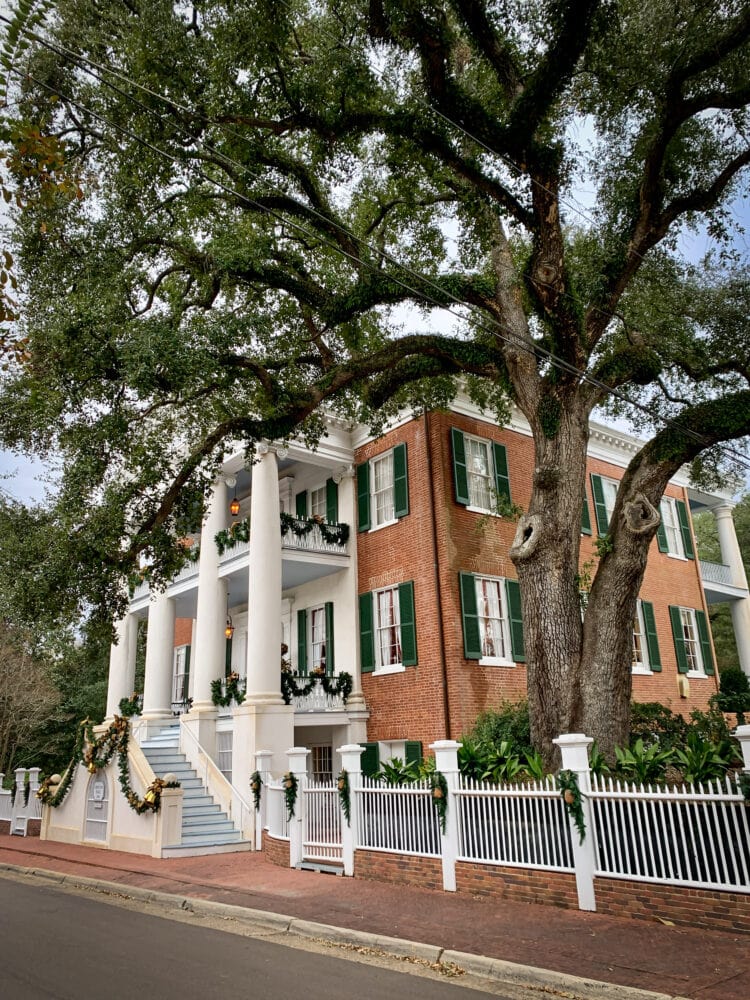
[337,769,351,825]
[215,514,350,557]
[283,771,298,820]
[250,770,263,811]
[280,671,353,705]
[558,769,586,844]
[210,673,246,707]
[431,771,449,834]
[118,693,142,717]
[738,772,750,804]
[37,716,179,815]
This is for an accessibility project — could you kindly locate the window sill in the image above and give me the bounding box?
[686,670,708,679]
[631,667,653,676]
[466,505,496,516]
[665,552,687,561]
[368,518,398,533]
[372,663,406,676]
[479,656,516,668]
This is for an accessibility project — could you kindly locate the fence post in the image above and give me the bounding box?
[286,747,310,869]
[337,744,363,877]
[553,733,596,912]
[27,768,41,820]
[736,725,750,772]
[254,750,274,852]
[430,740,462,892]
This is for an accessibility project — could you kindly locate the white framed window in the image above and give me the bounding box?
[372,451,395,527]
[465,436,494,510]
[475,576,512,664]
[600,477,618,524]
[680,608,703,674]
[309,605,327,672]
[375,585,402,670]
[660,497,684,557]
[217,731,233,783]
[172,645,190,710]
[310,745,332,782]
[309,485,327,519]
[632,605,649,673]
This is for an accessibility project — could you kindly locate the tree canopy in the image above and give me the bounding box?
[1,0,749,756]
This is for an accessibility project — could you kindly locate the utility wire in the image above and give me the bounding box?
[3,14,750,475]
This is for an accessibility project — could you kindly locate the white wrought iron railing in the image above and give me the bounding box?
[303,780,343,862]
[699,560,736,586]
[280,517,349,556]
[589,773,750,892]
[356,776,441,857]
[287,674,350,712]
[455,775,574,871]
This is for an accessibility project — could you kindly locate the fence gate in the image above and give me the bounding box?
[303,781,343,865]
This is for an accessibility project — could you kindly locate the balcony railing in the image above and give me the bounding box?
[699,560,735,586]
[280,515,349,556]
[282,672,353,713]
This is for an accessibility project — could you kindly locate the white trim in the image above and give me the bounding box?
[368,518,398,533]
[478,656,516,668]
[372,663,406,676]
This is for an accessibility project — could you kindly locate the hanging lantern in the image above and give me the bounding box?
[230,495,240,516]
[225,616,235,640]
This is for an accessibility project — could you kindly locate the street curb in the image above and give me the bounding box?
[0,864,687,1000]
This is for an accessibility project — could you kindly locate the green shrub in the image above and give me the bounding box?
[629,702,687,750]
[376,757,420,785]
[614,739,673,784]
[672,731,731,785]
[480,740,525,784]
[468,700,532,755]
[716,668,750,725]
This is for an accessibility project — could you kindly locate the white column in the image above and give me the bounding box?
[141,591,176,719]
[336,467,366,714]
[105,612,139,719]
[714,504,750,678]
[552,733,596,913]
[246,444,283,704]
[430,740,462,892]
[191,478,229,709]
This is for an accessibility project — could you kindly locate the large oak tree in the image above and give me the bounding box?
[2,1,749,759]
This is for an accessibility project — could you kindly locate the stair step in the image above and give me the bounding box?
[297,861,344,876]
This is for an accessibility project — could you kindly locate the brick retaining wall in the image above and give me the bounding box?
[262,831,290,867]
[354,849,443,891]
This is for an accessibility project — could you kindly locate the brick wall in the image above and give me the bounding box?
[354,848,444,891]
[595,877,750,934]
[174,618,193,647]
[355,411,718,749]
[456,861,578,908]
[262,831,290,867]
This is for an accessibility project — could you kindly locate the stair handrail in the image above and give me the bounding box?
[179,721,254,839]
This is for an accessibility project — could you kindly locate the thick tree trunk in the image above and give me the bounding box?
[509,395,590,766]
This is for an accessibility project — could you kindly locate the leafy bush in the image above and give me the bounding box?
[376,757,420,785]
[468,700,532,755]
[629,702,687,750]
[480,740,525,784]
[716,668,750,725]
[614,739,673,784]
[672,731,731,785]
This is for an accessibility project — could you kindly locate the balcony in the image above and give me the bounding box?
[699,560,748,604]
[282,671,353,713]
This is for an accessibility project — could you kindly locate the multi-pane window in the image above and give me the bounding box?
[601,477,618,524]
[217,731,233,783]
[475,576,509,660]
[632,607,647,671]
[310,745,332,782]
[309,606,327,672]
[372,451,395,527]
[466,437,493,510]
[309,485,327,519]
[660,498,683,557]
[376,586,402,667]
[172,645,190,710]
[680,608,703,673]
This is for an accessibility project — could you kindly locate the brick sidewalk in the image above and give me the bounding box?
[0,835,747,1000]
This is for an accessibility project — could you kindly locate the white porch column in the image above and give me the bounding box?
[105,612,139,720]
[553,733,596,913]
[190,478,229,709]
[336,466,366,716]
[246,444,284,703]
[141,592,175,719]
[714,504,750,679]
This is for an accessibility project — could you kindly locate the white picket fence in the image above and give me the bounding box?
[0,768,43,836]
[261,730,750,912]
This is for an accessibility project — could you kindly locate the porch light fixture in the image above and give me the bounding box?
[225,616,235,640]
[230,495,240,516]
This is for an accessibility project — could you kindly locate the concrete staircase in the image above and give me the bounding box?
[140,722,250,857]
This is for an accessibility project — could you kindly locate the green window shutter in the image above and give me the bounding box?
[225,636,233,675]
[182,645,191,701]
[295,490,307,518]
[297,609,307,676]
[581,491,592,535]
[451,428,470,505]
[676,500,695,559]
[361,742,380,777]
[640,601,661,672]
[459,572,481,660]
[359,592,375,673]
[356,462,370,532]
[492,441,511,503]
[504,578,526,663]
[184,644,191,675]
[656,510,669,553]
[325,601,335,675]
[695,610,715,675]
[326,477,338,523]
[393,443,409,518]
[398,580,417,666]
[590,474,610,535]
[405,741,423,768]
[669,605,690,674]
